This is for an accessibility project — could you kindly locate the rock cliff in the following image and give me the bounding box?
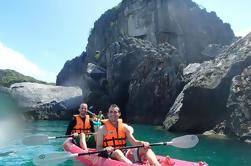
[53,0,251,142]
[86,0,234,64]
[163,33,251,138]
[57,0,235,123]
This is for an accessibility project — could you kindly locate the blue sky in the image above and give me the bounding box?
[0,0,250,83]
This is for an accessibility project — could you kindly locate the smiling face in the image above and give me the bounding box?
[79,103,88,118]
[107,105,121,123]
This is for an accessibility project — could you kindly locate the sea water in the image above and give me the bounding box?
[0,120,250,166]
[0,93,251,166]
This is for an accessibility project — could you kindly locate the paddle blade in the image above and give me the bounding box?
[22,134,49,145]
[171,135,199,148]
[0,151,16,157]
[33,152,75,166]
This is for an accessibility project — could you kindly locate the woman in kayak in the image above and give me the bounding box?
[96,104,161,166]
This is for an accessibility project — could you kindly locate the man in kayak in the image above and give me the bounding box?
[96,104,161,166]
[65,103,96,149]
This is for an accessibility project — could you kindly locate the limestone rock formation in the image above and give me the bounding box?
[10,82,83,120]
[226,66,251,141]
[56,0,237,128]
[126,42,182,124]
[201,44,228,59]
[163,33,251,133]
[56,53,86,87]
[87,0,234,65]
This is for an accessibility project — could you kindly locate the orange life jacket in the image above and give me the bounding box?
[102,119,127,149]
[71,115,91,134]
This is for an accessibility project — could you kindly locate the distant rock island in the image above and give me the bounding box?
[0,69,46,87]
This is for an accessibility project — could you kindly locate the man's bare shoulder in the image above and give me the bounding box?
[123,124,134,134]
[98,125,107,134]
[123,123,129,129]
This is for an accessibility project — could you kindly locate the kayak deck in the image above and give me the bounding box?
[63,138,207,166]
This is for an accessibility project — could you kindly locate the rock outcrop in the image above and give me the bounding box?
[87,0,234,65]
[226,66,251,141]
[84,37,183,123]
[201,44,228,59]
[163,33,251,133]
[126,41,183,124]
[45,0,251,142]
[56,0,235,124]
[56,53,86,87]
[10,82,83,120]
[56,0,235,89]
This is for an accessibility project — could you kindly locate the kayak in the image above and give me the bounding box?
[63,138,208,166]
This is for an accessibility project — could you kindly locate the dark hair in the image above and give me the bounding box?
[108,104,120,112]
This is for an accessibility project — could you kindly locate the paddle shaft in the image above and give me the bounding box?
[76,142,171,157]
[88,106,96,116]
[87,110,95,116]
[119,142,172,150]
[48,135,72,139]
[48,132,96,139]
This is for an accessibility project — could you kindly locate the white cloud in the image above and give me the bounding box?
[0,42,55,82]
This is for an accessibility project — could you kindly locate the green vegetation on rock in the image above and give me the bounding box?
[0,69,46,87]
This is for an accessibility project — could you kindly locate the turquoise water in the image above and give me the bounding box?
[0,92,18,117]
[0,120,250,166]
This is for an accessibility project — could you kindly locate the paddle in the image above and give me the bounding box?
[87,106,95,116]
[0,151,16,157]
[23,126,133,146]
[22,133,96,146]
[33,135,199,165]
[22,134,73,145]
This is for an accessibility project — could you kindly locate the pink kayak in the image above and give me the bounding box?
[63,138,207,166]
